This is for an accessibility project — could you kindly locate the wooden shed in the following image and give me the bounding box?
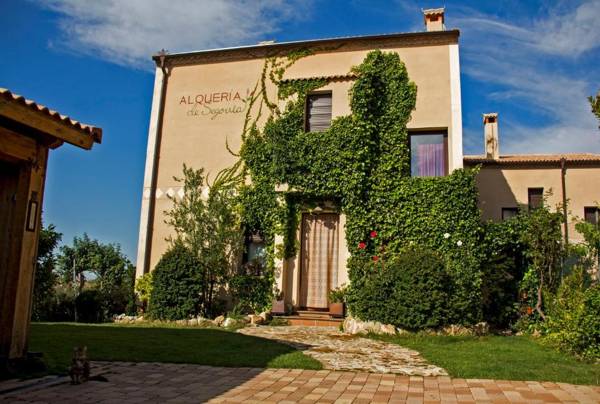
[0,88,101,363]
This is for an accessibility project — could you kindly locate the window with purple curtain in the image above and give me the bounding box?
[410,133,446,177]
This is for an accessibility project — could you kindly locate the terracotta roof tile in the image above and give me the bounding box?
[464,154,600,165]
[0,88,102,143]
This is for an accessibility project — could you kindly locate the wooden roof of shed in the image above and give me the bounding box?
[0,88,102,149]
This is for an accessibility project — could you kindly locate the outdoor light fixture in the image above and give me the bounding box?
[26,191,39,232]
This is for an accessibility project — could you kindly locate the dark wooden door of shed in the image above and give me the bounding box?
[0,160,28,358]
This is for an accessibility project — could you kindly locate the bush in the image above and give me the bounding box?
[75,289,104,323]
[229,273,272,314]
[545,267,600,360]
[148,244,204,320]
[347,246,449,330]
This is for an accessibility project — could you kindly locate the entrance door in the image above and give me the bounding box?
[299,213,339,309]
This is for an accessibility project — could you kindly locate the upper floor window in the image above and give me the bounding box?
[584,207,599,226]
[528,188,544,210]
[305,92,332,132]
[410,131,448,177]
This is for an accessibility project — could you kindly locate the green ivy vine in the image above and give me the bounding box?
[236,49,484,323]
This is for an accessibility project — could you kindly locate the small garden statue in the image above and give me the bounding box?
[69,346,90,385]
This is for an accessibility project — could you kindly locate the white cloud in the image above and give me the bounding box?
[454,0,600,154]
[37,0,309,69]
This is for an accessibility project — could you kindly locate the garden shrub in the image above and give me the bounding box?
[229,273,272,313]
[347,246,450,330]
[148,243,204,320]
[75,289,104,323]
[545,267,600,360]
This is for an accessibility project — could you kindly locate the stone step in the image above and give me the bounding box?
[296,310,331,319]
[281,315,343,327]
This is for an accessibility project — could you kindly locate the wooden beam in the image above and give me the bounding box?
[0,127,38,162]
[0,100,95,150]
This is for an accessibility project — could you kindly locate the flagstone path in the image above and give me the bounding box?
[2,361,599,403]
[238,326,446,376]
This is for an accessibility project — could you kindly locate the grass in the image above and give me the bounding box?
[372,334,600,386]
[29,323,322,374]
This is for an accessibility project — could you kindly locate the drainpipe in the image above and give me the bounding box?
[136,50,170,278]
[560,157,569,248]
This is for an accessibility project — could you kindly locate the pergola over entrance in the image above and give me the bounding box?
[0,88,101,364]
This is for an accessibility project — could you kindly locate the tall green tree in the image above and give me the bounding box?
[589,91,600,130]
[57,234,134,319]
[32,223,62,320]
[164,164,243,317]
[520,204,564,320]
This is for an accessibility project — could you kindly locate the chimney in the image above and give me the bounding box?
[483,113,499,159]
[423,8,445,31]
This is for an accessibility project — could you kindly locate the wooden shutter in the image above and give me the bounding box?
[306,93,332,132]
[528,188,544,210]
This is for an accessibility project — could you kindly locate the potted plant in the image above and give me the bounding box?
[328,286,346,318]
[271,289,285,316]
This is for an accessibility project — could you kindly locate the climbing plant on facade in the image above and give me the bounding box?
[235,49,485,325]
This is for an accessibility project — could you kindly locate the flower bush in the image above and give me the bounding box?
[347,245,450,330]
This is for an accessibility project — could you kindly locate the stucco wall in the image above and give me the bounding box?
[474,165,600,242]
[145,40,460,272]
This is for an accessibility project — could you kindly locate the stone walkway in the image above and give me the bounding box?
[2,361,600,403]
[239,326,446,376]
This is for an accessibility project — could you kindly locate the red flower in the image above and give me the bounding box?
[372,255,379,262]
[370,230,378,239]
[526,306,533,315]
[358,242,366,250]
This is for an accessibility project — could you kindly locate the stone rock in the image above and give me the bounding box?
[188,318,198,326]
[213,315,225,326]
[343,316,397,336]
[396,328,409,335]
[259,311,271,322]
[473,322,489,336]
[223,317,245,328]
[176,319,188,326]
[248,314,265,325]
[198,318,213,328]
[135,316,145,323]
[442,324,472,336]
[532,329,541,338]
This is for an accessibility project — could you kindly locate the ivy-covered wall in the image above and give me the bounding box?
[237,50,484,323]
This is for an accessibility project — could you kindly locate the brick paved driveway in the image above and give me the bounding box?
[1,361,599,403]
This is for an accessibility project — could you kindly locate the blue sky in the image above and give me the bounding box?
[1,0,599,263]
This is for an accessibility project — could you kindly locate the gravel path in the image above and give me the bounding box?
[239,325,447,376]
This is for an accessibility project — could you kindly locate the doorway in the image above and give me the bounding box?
[299,213,339,309]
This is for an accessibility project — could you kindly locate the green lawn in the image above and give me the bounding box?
[29,323,321,374]
[372,334,600,386]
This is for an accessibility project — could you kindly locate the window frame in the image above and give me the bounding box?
[408,130,449,177]
[584,206,599,227]
[528,187,544,211]
[304,91,333,133]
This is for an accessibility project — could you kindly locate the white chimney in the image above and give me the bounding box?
[423,8,445,32]
[483,113,499,159]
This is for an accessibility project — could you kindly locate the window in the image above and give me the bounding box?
[410,132,448,177]
[502,207,519,220]
[243,232,266,273]
[305,92,332,132]
[584,207,599,226]
[528,188,544,210]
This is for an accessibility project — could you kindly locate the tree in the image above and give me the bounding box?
[32,223,62,320]
[57,234,134,319]
[164,164,243,317]
[520,205,564,320]
[589,91,600,130]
